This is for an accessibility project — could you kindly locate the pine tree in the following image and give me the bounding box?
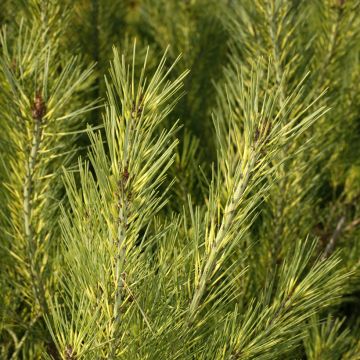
[0,0,360,359]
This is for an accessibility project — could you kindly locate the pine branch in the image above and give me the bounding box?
[23,92,48,314]
[45,44,189,359]
[188,151,257,319]
[188,61,328,320]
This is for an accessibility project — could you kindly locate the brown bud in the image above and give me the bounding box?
[31,92,46,121]
[123,167,129,182]
[137,105,143,117]
[65,345,76,360]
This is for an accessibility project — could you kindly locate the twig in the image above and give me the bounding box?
[321,215,346,260]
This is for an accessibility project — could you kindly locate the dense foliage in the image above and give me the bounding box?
[0,0,360,359]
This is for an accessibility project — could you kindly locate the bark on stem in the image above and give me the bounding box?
[110,169,129,358]
[321,215,346,260]
[23,115,48,314]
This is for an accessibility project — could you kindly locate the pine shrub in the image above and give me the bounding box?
[0,1,360,359]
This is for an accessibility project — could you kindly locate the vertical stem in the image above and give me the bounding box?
[113,191,127,324]
[110,169,129,358]
[23,116,48,315]
[266,1,288,264]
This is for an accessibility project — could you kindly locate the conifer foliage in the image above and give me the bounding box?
[0,1,360,359]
